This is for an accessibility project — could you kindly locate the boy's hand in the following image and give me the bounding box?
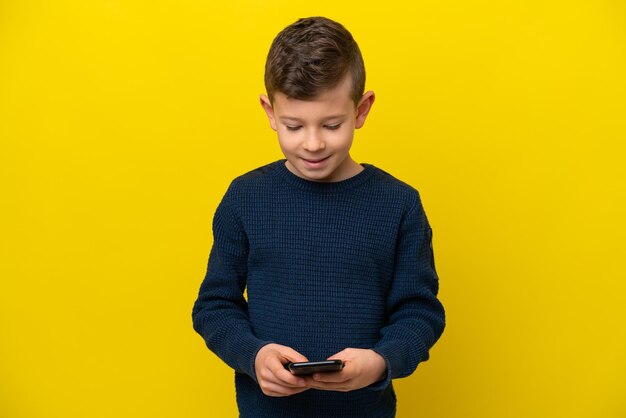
[303,348,387,392]
[254,343,310,397]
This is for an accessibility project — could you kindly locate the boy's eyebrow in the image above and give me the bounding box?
[279,114,347,122]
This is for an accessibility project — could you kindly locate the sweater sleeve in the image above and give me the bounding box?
[192,181,272,383]
[369,192,446,390]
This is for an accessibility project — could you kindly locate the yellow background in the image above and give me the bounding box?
[1,1,625,417]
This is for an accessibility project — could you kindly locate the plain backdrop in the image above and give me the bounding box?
[1,1,625,417]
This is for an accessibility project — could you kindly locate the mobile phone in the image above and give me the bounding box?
[284,360,344,375]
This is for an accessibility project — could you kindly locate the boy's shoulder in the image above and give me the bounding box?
[219,160,281,200]
[366,163,426,211]
[233,160,283,183]
[367,164,419,192]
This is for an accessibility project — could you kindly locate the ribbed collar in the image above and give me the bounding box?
[274,159,376,193]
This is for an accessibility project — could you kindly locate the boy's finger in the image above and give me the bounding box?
[262,381,308,397]
[310,371,349,383]
[281,347,309,363]
[275,367,307,387]
[266,354,305,386]
[305,378,353,392]
[326,350,348,360]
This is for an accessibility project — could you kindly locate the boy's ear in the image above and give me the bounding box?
[259,94,277,131]
[355,91,375,129]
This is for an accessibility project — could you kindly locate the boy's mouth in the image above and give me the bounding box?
[301,155,330,169]
[302,156,330,163]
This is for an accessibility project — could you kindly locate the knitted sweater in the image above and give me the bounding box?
[192,159,445,418]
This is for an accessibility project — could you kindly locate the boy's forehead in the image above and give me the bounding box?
[272,74,354,116]
[273,99,352,124]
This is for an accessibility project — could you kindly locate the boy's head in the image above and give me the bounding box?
[264,16,366,107]
[260,17,375,183]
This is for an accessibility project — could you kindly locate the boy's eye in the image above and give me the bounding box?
[284,124,342,131]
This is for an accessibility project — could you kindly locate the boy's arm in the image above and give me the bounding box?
[369,191,446,390]
[191,181,271,383]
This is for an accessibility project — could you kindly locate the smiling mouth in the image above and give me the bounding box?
[303,156,330,163]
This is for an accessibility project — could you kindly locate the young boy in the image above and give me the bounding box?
[192,16,445,418]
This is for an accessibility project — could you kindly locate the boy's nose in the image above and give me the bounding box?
[303,132,326,151]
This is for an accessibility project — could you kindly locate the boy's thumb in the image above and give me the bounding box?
[282,347,308,363]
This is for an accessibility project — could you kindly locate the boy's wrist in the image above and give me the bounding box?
[364,349,391,391]
[370,349,387,382]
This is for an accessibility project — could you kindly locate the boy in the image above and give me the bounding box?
[192,16,445,418]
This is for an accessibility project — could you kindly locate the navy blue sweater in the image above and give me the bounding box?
[192,159,445,417]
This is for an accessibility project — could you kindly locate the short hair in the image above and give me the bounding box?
[264,16,366,107]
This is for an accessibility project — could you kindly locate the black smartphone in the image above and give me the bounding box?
[284,360,344,375]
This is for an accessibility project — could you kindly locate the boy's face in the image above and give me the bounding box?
[260,74,375,182]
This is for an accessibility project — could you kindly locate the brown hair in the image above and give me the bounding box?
[264,16,366,107]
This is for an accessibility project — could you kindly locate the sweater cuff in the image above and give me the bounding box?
[369,336,428,391]
[208,323,273,384]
